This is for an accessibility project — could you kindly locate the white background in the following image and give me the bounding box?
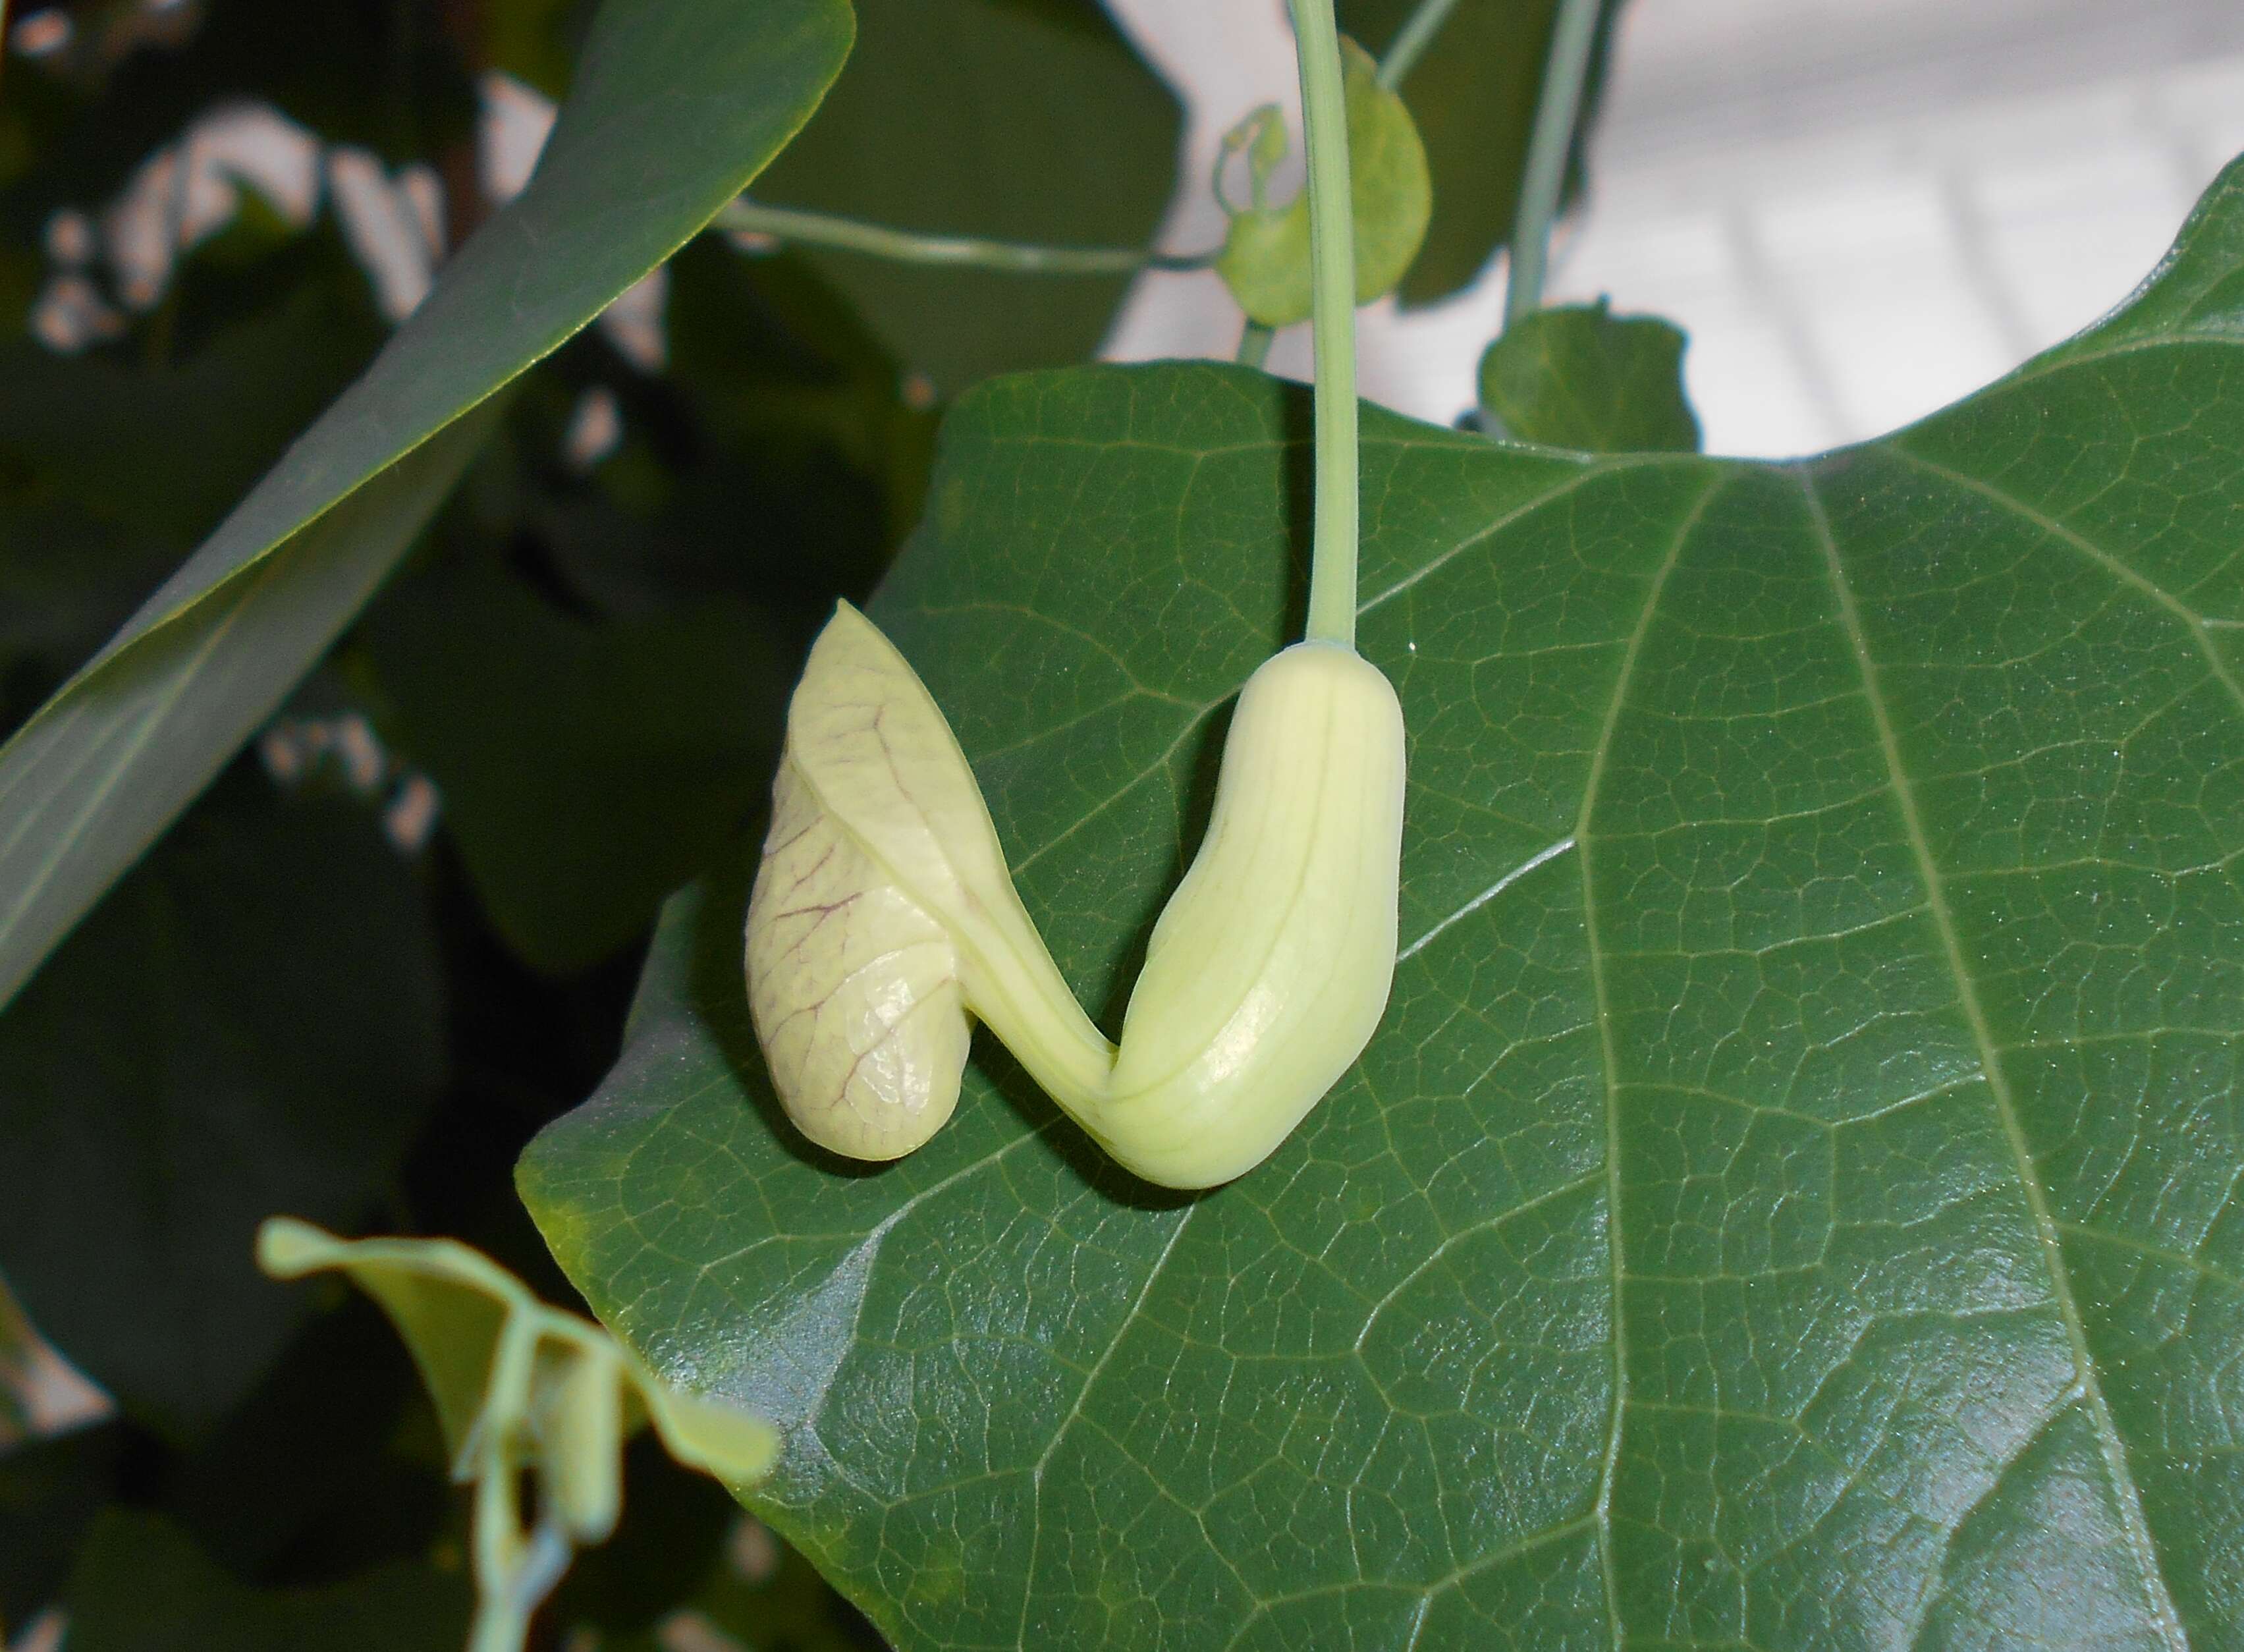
[1103,0,2244,456]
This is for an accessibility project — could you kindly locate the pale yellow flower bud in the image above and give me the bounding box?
[1096,641,1403,1186]
[744,602,1110,1161]
[743,603,1405,1189]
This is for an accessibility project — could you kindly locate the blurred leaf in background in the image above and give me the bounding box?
[0,0,889,1644]
[750,0,1184,395]
[0,767,445,1435]
[363,552,793,977]
[0,1419,124,1632]
[0,280,381,551]
[0,0,853,1015]
[0,249,386,736]
[0,0,476,227]
[62,1508,471,1652]
[348,235,930,977]
[479,0,593,99]
[1340,0,1626,304]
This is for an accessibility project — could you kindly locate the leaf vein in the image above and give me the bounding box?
[1803,469,2191,1651]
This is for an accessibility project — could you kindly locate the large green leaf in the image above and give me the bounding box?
[751,0,1182,395]
[522,161,2244,1646]
[0,771,444,1435]
[0,0,854,1012]
[1341,0,1624,305]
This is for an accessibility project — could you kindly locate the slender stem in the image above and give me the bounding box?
[716,200,1213,277]
[1375,0,1465,90]
[467,1459,534,1652]
[1504,0,1601,329]
[1287,0,1359,651]
[1236,321,1274,368]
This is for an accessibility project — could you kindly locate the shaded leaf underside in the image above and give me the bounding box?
[522,163,2244,1649]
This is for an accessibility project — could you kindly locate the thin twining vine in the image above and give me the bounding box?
[1503,0,1604,328]
[1373,0,1462,89]
[716,0,1464,283]
[713,198,1216,275]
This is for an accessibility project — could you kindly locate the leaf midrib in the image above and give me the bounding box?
[1576,466,1728,1642]
[1801,469,2189,1649]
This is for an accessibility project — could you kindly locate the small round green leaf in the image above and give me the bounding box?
[1478,299,1701,453]
[1215,38,1432,328]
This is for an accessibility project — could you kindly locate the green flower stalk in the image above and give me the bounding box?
[744,0,1404,1190]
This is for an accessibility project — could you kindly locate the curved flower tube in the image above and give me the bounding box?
[745,603,1404,1190]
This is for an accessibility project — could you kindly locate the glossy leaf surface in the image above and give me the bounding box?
[0,0,854,1012]
[523,162,2244,1647]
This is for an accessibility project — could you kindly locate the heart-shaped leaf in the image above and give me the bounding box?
[521,159,2244,1648]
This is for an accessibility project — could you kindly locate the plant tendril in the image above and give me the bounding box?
[715,200,1216,275]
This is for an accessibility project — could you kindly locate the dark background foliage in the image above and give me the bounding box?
[0,0,932,1643]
